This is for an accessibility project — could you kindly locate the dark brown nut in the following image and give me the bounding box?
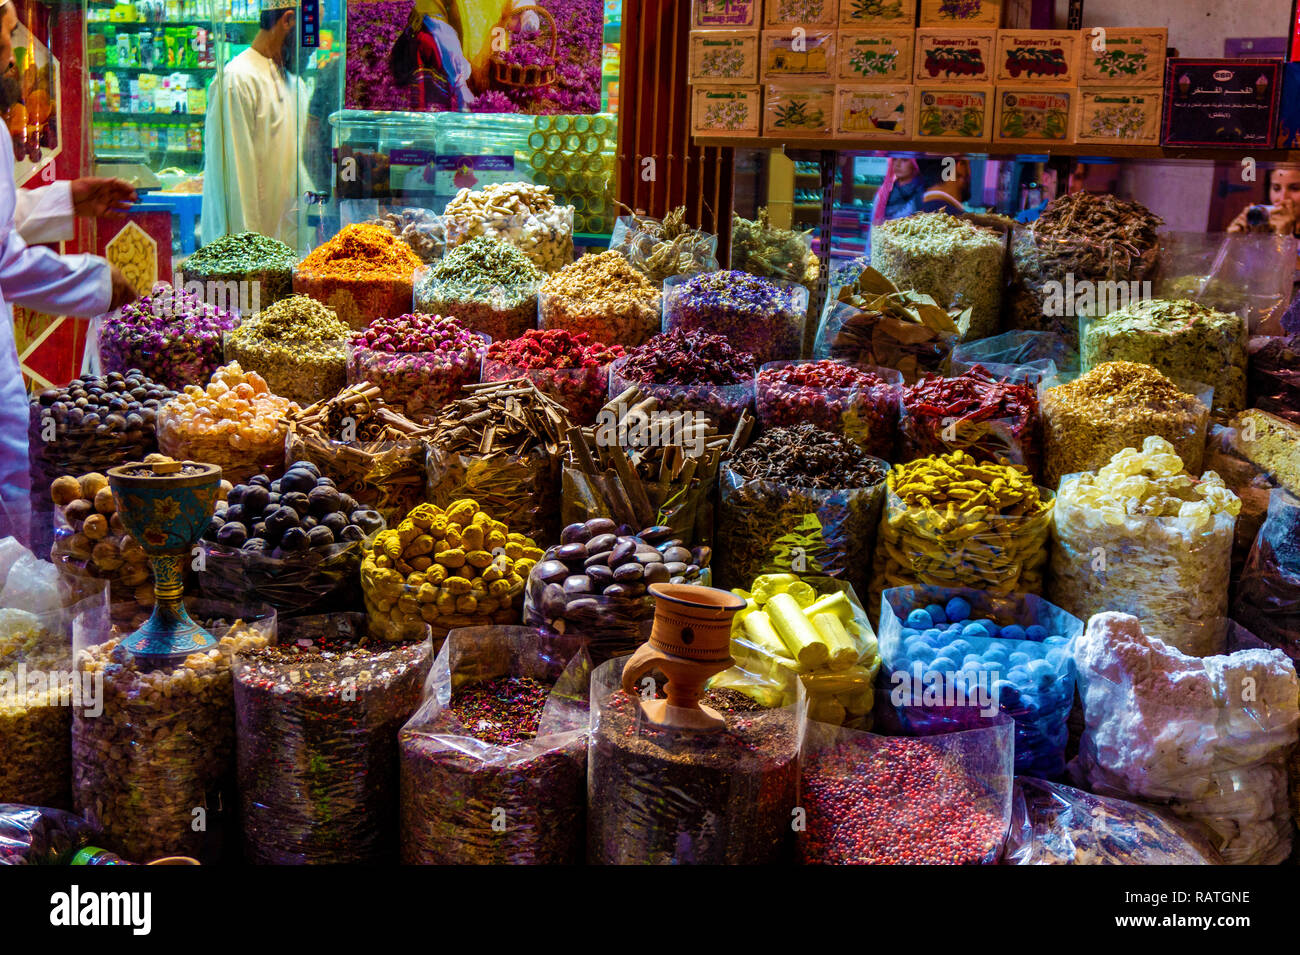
[692,545,712,566]
[584,550,613,568]
[634,552,664,565]
[587,564,614,587]
[644,562,671,584]
[565,597,601,615]
[613,562,644,583]
[609,540,637,566]
[662,546,692,564]
[664,561,689,576]
[561,522,592,544]
[641,525,673,545]
[563,575,593,595]
[555,542,589,562]
[603,584,628,598]
[587,533,617,554]
[65,499,94,523]
[535,559,569,585]
[586,518,617,536]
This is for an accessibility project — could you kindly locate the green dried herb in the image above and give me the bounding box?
[224,295,351,404]
[731,209,819,286]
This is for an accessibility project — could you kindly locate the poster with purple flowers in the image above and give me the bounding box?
[346,0,604,114]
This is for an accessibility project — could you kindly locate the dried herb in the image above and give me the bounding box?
[609,206,718,283]
[731,208,819,286]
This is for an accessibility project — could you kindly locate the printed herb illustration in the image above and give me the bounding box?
[848,0,906,20]
[918,100,985,137]
[776,0,829,20]
[705,98,750,130]
[701,46,747,78]
[1000,97,1068,139]
[938,0,983,20]
[1094,48,1148,78]
[771,97,826,130]
[1087,103,1147,139]
[849,46,900,76]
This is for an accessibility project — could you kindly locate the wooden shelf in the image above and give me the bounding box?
[693,136,1300,161]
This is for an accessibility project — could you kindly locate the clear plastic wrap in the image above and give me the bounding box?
[1041,366,1213,490]
[878,585,1081,778]
[662,271,807,367]
[234,614,431,864]
[1072,611,1299,865]
[0,804,102,865]
[609,355,755,433]
[399,627,589,864]
[347,338,487,419]
[715,460,888,600]
[756,361,902,460]
[951,330,1074,378]
[797,717,1015,864]
[814,299,957,384]
[1235,488,1300,663]
[711,576,881,729]
[222,325,350,407]
[1003,777,1222,865]
[360,205,448,263]
[1050,440,1240,658]
[1079,299,1248,416]
[608,213,719,283]
[1,571,110,810]
[284,432,428,529]
[1202,422,1277,584]
[1247,333,1300,424]
[538,260,662,347]
[587,655,803,865]
[869,456,1054,621]
[49,480,153,626]
[197,537,367,620]
[424,444,561,547]
[72,598,277,863]
[1153,231,1297,335]
[730,210,818,288]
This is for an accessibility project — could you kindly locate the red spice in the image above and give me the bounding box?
[485,329,624,370]
[450,676,551,746]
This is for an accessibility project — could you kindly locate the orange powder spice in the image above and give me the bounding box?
[299,224,423,280]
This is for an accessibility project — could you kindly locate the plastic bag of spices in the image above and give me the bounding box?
[756,361,902,460]
[1072,611,1299,865]
[714,430,889,600]
[951,330,1072,380]
[1153,231,1296,335]
[0,804,103,865]
[899,367,1045,481]
[234,614,431,864]
[663,271,807,367]
[1235,489,1300,664]
[588,655,803,865]
[1247,333,1300,424]
[796,716,1015,865]
[869,454,1054,625]
[1,571,109,810]
[72,598,277,864]
[609,211,719,283]
[877,585,1082,778]
[1003,777,1222,865]
[399,627,589,865]
[560,467,715,554]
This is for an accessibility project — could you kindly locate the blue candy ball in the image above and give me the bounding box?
[911,646,936,664]
[961,623,987,639]
[925,604,948,626]
[1000,624,1027,641]
[1024,624,1049,641]
[930,656,957,672]
[1009,651,1031,667]
[962,653,983,667]
[1043,634,1069,648]
[944,596,971,621]
[949,639,974,657]
[905,610,932,630]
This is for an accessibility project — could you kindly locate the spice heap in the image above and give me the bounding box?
[717,425,888,597]
[870,213,1005,340]
[664,270,805,367]
[1041,361,1211,488]
[610,206,718,283]
[360,499,543,641]
[399,632,589,866]
[234,617,430,864]
[723,575,880,728]
[294,224,423,329]
[526,517,709,664]
[1081,298,1248,415]
[49,472,154,616]
[180,231,298,309]
[612,329,756,431]
[731,208,819,287]
[1009,192,1162,346]
[757,360,901,459]
[587,658,800,865]
[285,385,433,524]
[1050,436,1240,657]
[98,282,239,390]
[880,591,1077,777]
[442,181,574,272]
[871,452,1053,611]
[348,312,487,416]
[1,607,74,808]
[157,362,297,484]
[423,380,572,542]
[224,295,351,404]
[798,730,1009,865]
[483,329,625,423]
[539,251,662,346]
[817,267,966,382]
[368,208,446,263]
[73,615,272,862]
[901,366,1044,478]
[1075,611,1299,865]
[413,236,544,341]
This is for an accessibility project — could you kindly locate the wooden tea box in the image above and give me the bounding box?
[691,85,764,137]
[919,0,1000,28]
[1078,26,1167,86]
[834,84,914,138]
[914,85,994,142]
[692,0,760,28]
[993,87,1076,145]
[915,28,997,85]
[689,30,761,84]
[761,28,836,80]
[836,29,914,83]
[838,0,916,27]
[1076,87,1162,145]
[995,30,1079,86]
[763,83,836,137]
[764,0,838,29]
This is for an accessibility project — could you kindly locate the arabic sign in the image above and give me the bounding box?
[1161,58,1282,147]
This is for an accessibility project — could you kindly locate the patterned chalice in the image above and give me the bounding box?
[107,458,223,664]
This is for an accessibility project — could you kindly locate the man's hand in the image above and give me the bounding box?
[108,265,138,311]
[71,177,137,219]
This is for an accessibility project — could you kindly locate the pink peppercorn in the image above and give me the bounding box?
[757,360,902,460]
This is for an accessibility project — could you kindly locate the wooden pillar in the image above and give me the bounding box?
[615,0,735,262]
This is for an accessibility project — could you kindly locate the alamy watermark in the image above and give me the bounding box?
[1041,274,1153,319]
[166,271,261,316]
[0,665,103,717]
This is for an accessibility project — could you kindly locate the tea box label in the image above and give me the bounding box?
[915,29,996,84]
[689,30,760,84]
[692,0,759,28]
[919,0,1001,27]
[1077,87,1162,144]
[835,85,914,138]
[761,29,836,79]
[915,85,993,141]
[837,29,915,83]
[1078,27,1167,86]
[994,87,1075,144]
[764,0,839,29]
[996,30,1079,86]
[764,83,836,137]
[691,85,763,136]
[839,0,916,27]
